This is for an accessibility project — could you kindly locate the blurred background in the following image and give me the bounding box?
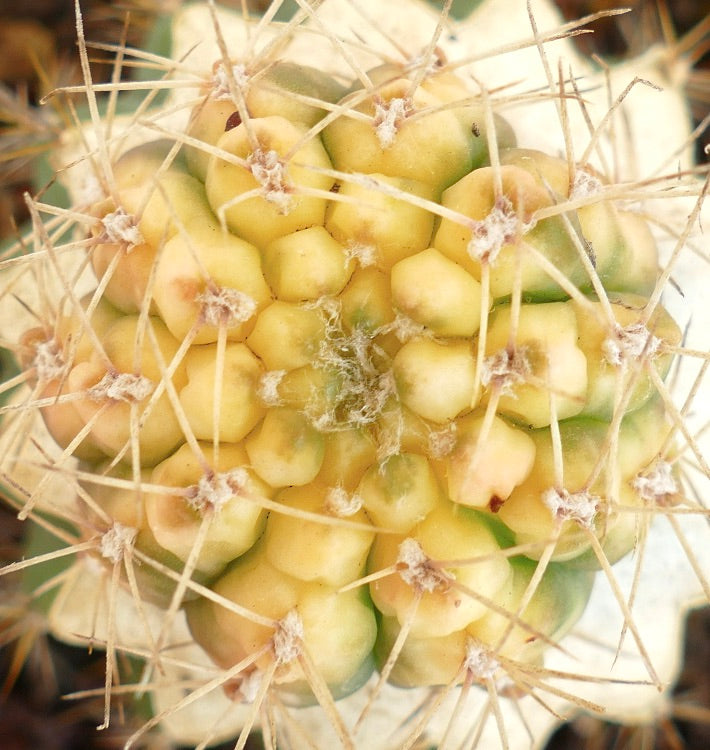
[0,1,708,748]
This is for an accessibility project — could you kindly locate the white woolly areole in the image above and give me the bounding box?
[88,371,154,403]
[247,149,293,213]
[346,241,377,268]
[570,169,603,200]
[603,322,661,366]
[428,424,457,459]
[197,286,257,327]
[185,468,249,515]
[373,97,410,149]
[100,522,138,564]
[325,486,363,517]
[542,487,599,528]
[633,460,678,504]
[396,538,453,593]
[481,347,532,396]
[375,409,405,462]
[33,339,66,381]
[235,671,262,704]
[407,48,446,78]
[101,208,144,248]
[343,368,396,428]
[272,610,304,666]
[307,305,396,430]
[76,170,103,206]
[464,639,499,682]
[467,195,532,264]
[212,61,249,100]
[386,313,428,343]
[258,369,285,406]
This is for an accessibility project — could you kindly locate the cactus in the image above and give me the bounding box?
[0,1,708,748]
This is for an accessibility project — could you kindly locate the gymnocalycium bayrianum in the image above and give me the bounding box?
[0,1,709,748]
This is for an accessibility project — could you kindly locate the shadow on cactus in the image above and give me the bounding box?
[0,1,709,748]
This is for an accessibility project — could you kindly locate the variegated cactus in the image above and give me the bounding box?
[1,1,709,748]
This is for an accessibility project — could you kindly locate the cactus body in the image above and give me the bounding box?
[1,1,709,749]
